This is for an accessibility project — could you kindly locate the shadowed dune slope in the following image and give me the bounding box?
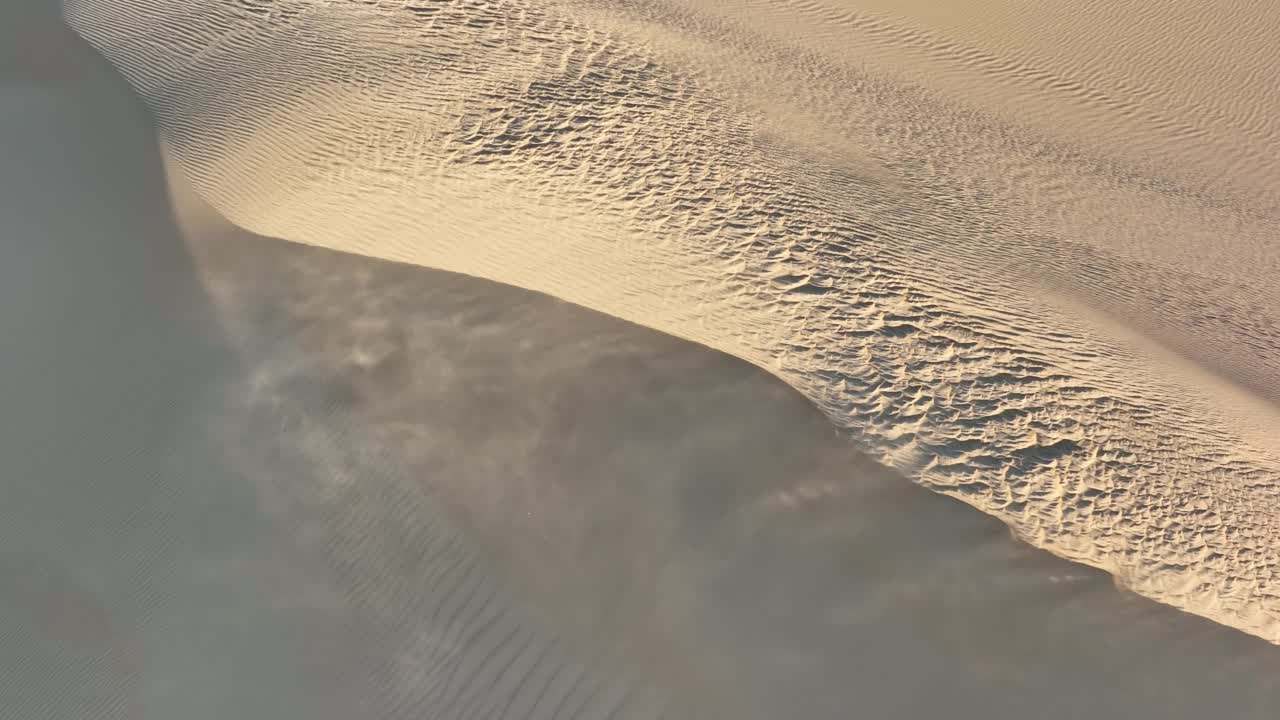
[64,0,1280,643]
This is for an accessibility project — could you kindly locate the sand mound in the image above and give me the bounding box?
[66,0,1280,642]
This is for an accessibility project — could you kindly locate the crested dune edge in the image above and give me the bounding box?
[66,0,1280,646]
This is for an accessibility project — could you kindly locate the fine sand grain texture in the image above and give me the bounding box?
[65,0,1280,644]
[165,179,1280,719]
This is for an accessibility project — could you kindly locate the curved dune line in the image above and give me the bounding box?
[66,0,1280,643]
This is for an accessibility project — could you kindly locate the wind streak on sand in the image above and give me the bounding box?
[67,0,1280,641]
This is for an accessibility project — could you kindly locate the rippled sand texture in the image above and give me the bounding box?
[67,0,1280,641]
[163,190,1280,719]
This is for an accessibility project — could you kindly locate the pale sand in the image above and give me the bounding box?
[63,0,1280,642]
[3,1,1280,712]
[9,152,1280,716]
[164,174,1280,718]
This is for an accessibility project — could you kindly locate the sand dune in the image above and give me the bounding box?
[65,0,1280,646]
[163,186,1280,718]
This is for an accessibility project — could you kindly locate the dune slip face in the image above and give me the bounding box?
[66,0,1280,642]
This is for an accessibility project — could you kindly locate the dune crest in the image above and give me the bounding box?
[66,0,1280,642]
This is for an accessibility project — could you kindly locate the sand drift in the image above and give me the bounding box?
[66,0,1280,642]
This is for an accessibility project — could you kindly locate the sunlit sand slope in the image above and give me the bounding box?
[67,0,1280,642]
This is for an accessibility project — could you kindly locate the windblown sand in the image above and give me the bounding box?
[65,0,1280,645]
